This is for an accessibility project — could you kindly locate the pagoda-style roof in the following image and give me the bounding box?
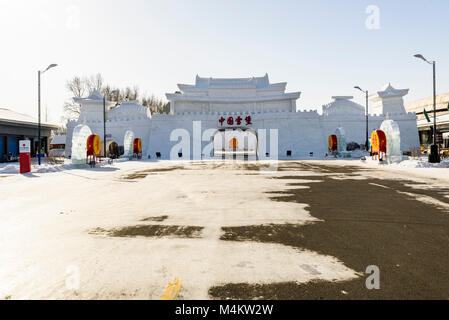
[195,74,270,88]
[176,74,287,92]
[370,83,409,101]
[108,101,151,119]
[166,92,300,103]
[73,90,114,106]
[166,74,300,114]
[322,96,365,116]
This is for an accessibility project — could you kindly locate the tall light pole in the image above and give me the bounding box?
[38,64,57,165]
[414,54,440,163]
[103,90,119,158]
[355,86,369,151]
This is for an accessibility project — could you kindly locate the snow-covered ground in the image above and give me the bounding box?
[359,156,449,182]
[0,158,128,175]
[0,159,360,300]
[1,157,448,300]
[2,155,449,180]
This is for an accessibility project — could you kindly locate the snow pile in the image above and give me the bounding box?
[32,163,77,174]
[0,158,126,175]
[324,149,368,160]
[0,164,19,174]
[391,157,449,169]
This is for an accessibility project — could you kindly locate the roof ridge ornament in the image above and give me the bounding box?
[376,83,409,98]
[87,90,103,100]
[332,96,354,101]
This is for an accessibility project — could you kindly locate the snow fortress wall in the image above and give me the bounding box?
[66,110,419,160]
[65,76,420,160]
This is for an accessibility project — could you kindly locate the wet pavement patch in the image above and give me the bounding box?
[122,173,149,180]
[121,167,186,179]
[208,281,365,300]
[91,225,203,238]
[211,162,449,300]
[121,162,275,179]
[140,215,169,222]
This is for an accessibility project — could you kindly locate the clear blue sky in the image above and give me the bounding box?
[1,0,448,124]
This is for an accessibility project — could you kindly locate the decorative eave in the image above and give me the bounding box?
[177,84,199,91]
[193,74,271,89]
[332,96,354,101]
[108,101,151,119]
[73,90,114,106]
[73,97,114,105]
[377,89,409,98]
[165,92,301,103]
[370,83,409,101]
[178,82,286,93]
[322,96,365,115]
[264,82,287,91]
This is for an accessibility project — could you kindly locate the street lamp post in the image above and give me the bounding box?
[37,64,57,165]
[355,86,369,152]
[103,90,118,159]
[414,54,440,163]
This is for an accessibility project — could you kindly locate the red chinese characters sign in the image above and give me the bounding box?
[219,115,252,127]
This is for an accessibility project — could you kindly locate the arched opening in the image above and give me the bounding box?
[108,141,119,159]
[101,140,120,159]
[229,137,238,150]
[213,128,257,158]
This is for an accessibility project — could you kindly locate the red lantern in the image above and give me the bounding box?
[133,138,142,154]
[86,134,101,164]
[328,135,338,152]
[86,134,101,156]
[371,130,387,160]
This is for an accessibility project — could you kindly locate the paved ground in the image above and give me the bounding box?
[212,162,449,299]
[1,160,449,300]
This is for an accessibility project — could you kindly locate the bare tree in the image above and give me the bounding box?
[124,87,132,100]
[63,76,86,120]
[86,73,104,93]
[55,122,67,135]
[64,74,105,119]
[66,76,86,98]
[63,73,167,119]
[163,102,171,114]
[141,94,168,114]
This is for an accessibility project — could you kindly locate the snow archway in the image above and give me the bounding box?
[213,129,258,157]
[380,119,402,163]
[123,130,135,159]
[71,124,92,165]
[335,127,347,153]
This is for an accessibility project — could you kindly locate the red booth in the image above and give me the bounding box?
[19,140,31,174]
[86,134,101,164]
[328,135,338,153]
[371,130,387,160]
[133,138,142,159]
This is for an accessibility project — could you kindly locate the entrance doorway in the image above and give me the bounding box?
[213,128,257,158]
[229,137,238,150]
